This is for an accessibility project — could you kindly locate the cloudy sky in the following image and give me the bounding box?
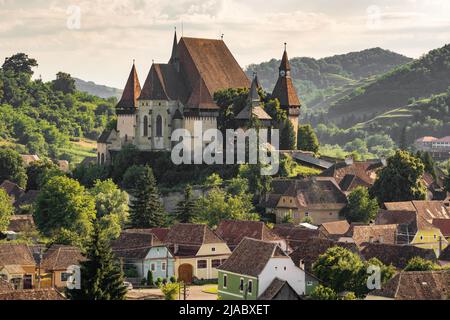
[1,0,450,88]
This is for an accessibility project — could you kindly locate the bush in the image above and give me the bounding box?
[146,270,154,286]
[310,285,339,300]
[170,276,177,283]
[160,282,179,300]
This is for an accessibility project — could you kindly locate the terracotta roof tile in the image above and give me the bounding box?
[117,63,141,110]
[0,244,36,266]
[7,215,35,233]
[112,231,162,260]
[165,224,225,246]
[218,238,288,277]
[349,224,399,247]
[258,278,300,300]
[41,245,84,271]
[320,220,350,236]
[432,219,450,237]
[0,288,65,300]
[272,49,301,110]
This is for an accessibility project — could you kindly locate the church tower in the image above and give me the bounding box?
[272,44,301,146]
[116,61,141,145]
[169,28,180,72]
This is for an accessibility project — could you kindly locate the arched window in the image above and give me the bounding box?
[97,152,100,164]
[156,115,163,137]
[101,154,105,165]
[143,116,148,137]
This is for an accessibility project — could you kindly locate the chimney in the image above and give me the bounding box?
[345,156,354,166]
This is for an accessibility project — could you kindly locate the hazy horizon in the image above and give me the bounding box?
[2,0,450,88]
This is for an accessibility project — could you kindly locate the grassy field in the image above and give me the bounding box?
[59,139,97,164]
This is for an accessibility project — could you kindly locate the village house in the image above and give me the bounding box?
[414,136,450,160]
[318,158,386,194]
[366,271,450,300]
[257,278,301,300]
[360,243,437,269]
[2,215,36,241]
[272,225,319,250]
[346,224,399,248]
[0,244,36,290]
[262,177,348,225]
[39,245,84,289]
[215,220,287,252]
[0,180,39,213]
[383,200,450,255]
[111,230,174,283]
[164,224,231,283]
[318,220,351,240]
[217,238,309,300]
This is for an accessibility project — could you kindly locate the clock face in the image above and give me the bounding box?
[280,70,286,77]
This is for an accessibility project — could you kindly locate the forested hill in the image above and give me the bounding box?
[0,53,116,162]
[328,44,450,123]
[75,78,122,100]
[246,48,412,107]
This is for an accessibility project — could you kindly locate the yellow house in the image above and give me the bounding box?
[0,244,36,289]
[383,201,449,256]
[165,224,231,283]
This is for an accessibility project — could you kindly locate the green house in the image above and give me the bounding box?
[217,238,307,300]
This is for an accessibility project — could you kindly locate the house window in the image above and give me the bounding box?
[197,260,207,269]
[151,263,156,272]
[223,274,228,289]
[305,212,309,217]
[239,278,244,292]
[156,115,163,137]
[211,247,216,252]
[212,259,221,268]
[61,272,71,282]
[161,262,167,271]
[143,116,149,137]
[248,280,253,294]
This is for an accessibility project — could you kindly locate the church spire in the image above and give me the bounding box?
[116,62,141,110]
[169,27,179,68]
[249,72,260,107]
[279,42,291,74]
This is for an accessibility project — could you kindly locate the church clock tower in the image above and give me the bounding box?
[272,43,301,147]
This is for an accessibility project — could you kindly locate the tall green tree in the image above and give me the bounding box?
[345,187,379,223]
[25,159,61,190]
[280,120,296,150]
[370,150,427,204]
[2,53,38,76]
[297,124,319,153]
[129,166,166,228]
[34,176,95,239]
[0,189,14,232]
[52,72,76,94]
[67,221,127,300]
[415,151,436,178]
[175,185,197,223]
[0,148,27,189]
[399,126,408,151]
[90,179,129,240]
[404,257,437,271]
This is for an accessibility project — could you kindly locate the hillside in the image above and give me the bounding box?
[328,44,450,124]
[246,47,411,108]
[75,78,122,100]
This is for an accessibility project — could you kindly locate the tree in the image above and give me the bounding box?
[0,148,27,189]
[0,189,13,232]
[111,144,141,182]
[90,179,129,240]
[310,285,339,300]
[204,173,223,188]
[34,176,95,239]
[399,126,408,151]
[312,247,365,295]
[297,124,319,153]
[404,257,437,271]
[146,270,154,286]
[25,159,61,190]
[67,221,127,300]
[2,53,38,76]
[121,165,147,192]
[445,164,450,193]
[160,282,180,300]
[194,187,257,228]
[370,150,427,204]
[129,166,166,228]
[175,185,197,223]
[415,151,436,178]
[52,72,76,94]
[345,187,379,223]
[280,120,296,150]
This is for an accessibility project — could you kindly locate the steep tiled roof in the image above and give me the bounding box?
[97,129,112,144]
[258,278,300,300]
[7,215,35,233]
[165,224,225,246]
[178,37,250,109]
[272,225,319,249]
[0,180,24,200]
[0,288,65,300]
[432,219,450,237]
[215,221,281,249]
[112,231,162,260]
[439,245,450,261]
[116,63,141,110]
[320,220,350,237]
[319,161,384,192]
[41,245,84,271]
[0,244,36,266]
[289,238,359,272]
[349,224,398,247]
[384,201,450,229]
[361,243,436,269]
[369,271,450,300]
[218,238,288,277]
[123,228,171,242]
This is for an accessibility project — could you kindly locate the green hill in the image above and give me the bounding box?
[246,47,411,108]
[75,78,122,100]
[328,44,450,124]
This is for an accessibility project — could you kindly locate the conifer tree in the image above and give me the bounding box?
[129,166,166,228]
[175,185,197,223]
[297,124,320,153]
[67,221,127,300]
[280,120,296,150]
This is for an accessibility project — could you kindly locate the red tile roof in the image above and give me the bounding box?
[41,245,84,271]
[432,219,450,237]
[272,49,301,110]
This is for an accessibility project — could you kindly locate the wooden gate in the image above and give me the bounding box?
[178,264,193,284]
